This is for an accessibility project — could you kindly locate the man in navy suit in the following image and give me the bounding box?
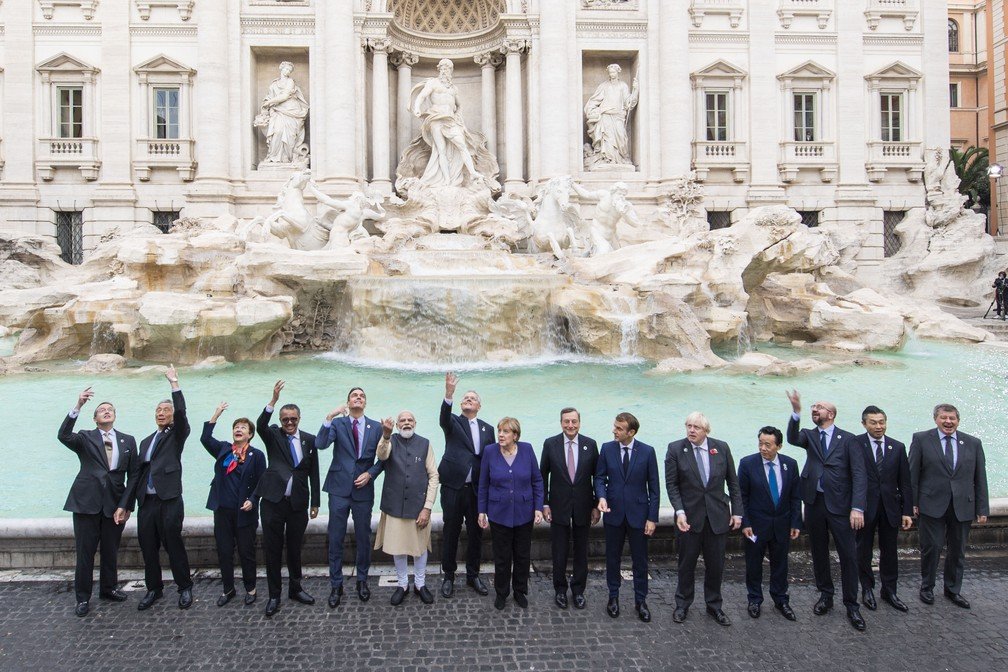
[738,426,801,621]
[437,372,495,598]
[595,412,660,623]
[316,386,385,607]
[855,406,913,612]
[786,390,867,631]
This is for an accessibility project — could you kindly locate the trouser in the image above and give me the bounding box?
[856,506,900,595]
[327,494,374,588]
[919,502,971,595]
[604,521,648,603]
[440,483,482,579]
[393,552,429,588]
[745,532,791,606]
[137,495,192,593]
[489,520,533,598]
[550,521,590,595]
[213,509,257,594]
[997,292,1005,316]
[805,493,859,608]
[260,497,308,599]
[72,511,125,603]
[674,523,727,610]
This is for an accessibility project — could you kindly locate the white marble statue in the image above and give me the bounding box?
[571,181,639,252]
[254,61,310,167]
[250,169,329,250]
[923,146,968,228]
[318,191,386,250]
[584,64,639,170]
[529,176,582,259]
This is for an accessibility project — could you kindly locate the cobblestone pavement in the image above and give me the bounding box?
[1,553,1006,672]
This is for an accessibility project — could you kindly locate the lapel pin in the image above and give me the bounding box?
[683,447,688,453]
[709,448,718,456]
[783,463,788,471]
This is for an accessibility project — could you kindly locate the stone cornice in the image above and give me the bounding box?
[33,23,101,37]
[775,32,837,46]
[863,34,923,47]
[575,19,648,39]
[240,15,315,36]
[688,31,748,45]
[130,24,197,38]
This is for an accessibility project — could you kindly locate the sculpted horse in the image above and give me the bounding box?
[257,169,330,250]
[529,175,582,259]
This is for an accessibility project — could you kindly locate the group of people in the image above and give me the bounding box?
[59,370,990,632]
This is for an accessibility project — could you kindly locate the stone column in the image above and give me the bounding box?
[392,51,418,163]
[368,38,393,195]
[319,0,358,188]
[920,0,951,148]
[536,0,572,179]
[658,0,690,181]
[502,39,528,194]
[745,0,783,198]
[474,52,501,159]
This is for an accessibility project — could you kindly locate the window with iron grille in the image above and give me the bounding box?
[949,19,959,53]
[797,210,820,228]
[56,211,84,265]
[883,210,905,257]
[152,211,180,233]
[707,210,731,230]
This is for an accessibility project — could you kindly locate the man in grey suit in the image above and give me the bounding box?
[908,403,989,609]
[666,412,743,626]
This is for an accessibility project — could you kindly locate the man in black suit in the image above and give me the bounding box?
[136,365,194,611]
[57,387,139,617]
[666,412,742,626]
[909,403,989,609]
[438,372,494,598]
[254,380,320,617]
[786,390,867,631]
[855,406,913,612]
[540,407,599,610]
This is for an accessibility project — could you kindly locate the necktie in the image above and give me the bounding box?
[566,440,576,482]
[943,435,955,471]
[874,440,883,464]
[820,430,828,455]
[146,431,161,491]
[767,462,780,507]
[103,433,114,469]
[470,420,481,455]
[621,447,629,475]
[288,434,300,468]
[694,446,708,486]
[352,419,361,458]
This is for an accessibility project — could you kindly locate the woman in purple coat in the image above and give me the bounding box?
[478,417,544,610]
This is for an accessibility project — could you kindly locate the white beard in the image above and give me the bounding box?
[398,429,415,440]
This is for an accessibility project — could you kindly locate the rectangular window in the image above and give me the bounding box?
[154,87,180,140]
[707,210,732,230]
[949,83,960,108]
[55,211,84,265]
[880,93,903,142]
[58,87,83,139]
[797,210,820,228]
[152,210,180,233]
[883,210,905,257]
[793,92,817,142]
[705,91,729,142]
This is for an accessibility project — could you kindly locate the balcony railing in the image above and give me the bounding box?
[689,0,744,29]
[36,137,100,181]
[864,0,917,31]
[778,141,838,182]
[866,140,923,182]
[134,137,196,181]
[691,140,749,182]
[777,0,832,30]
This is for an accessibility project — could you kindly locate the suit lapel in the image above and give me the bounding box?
[757,458,775,506]
[456,414,476,451]
[681,440,703,486]
[952,437,965,476]
[931,433,953,475]
[560,437,576,485]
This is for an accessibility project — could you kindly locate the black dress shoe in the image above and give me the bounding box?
[555,592,568,609]
[572,594,586,610]
[74,601,89,617]
[390,587,406,606]
[847,606,866,631]
[494,594,506,610]
[747,602,761,618]
[414,585,435,605]
[706,606,731,626]
[357,580,371,603]
[217,589,236,607]
[290,590,315,605]
[919,588,935,605]
[328,585,343,608]
[862,588,877,611]
[265,597,280,617]
[514,592,528,609]
[812,595,834,615]
[441,577,455,598]
[466,576,489,596]
[606,596,620,618]
[635,601,651,623]
[672,607,688,623]
[881,590,908,612]
[244,592,257,606]
[137,590,163,611]
[944,589,971,609]
[178,588,193,610]
[776,602,797,621]
[99,589,127,602]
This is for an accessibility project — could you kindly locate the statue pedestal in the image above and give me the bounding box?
[585,162,636,173]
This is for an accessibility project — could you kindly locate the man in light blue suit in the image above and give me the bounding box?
[315,387,385,608]
[595,412,660,623]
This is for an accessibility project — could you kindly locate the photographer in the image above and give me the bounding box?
[994,271,1007,320]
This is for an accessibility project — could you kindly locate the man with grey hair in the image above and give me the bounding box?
[665,412,742,626]
[909,403,989,609]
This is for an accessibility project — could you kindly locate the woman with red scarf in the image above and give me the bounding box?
[202,402,266,607]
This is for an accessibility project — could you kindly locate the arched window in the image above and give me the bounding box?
[949,19,960,52]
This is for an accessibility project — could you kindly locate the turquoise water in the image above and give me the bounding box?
[4,340,1005,518]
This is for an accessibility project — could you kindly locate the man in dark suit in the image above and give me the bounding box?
[540,407,599,610]
[135,365,194,611]
[666,412,742,626]
[909,403,989,609]
[595,412,660,623]
[738,426,802,621]
[855,405,913,612]
[437,372,494,598]
[255,380,320,617]
[315,387,385,607]
[57,387,139,617]
[786,389,867,631]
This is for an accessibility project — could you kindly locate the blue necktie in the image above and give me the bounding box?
[820,430,828,455]
[767,462,780,507]
[288,434,300,468]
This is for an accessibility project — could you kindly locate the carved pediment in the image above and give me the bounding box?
[865,61,923,83]
[134,54,196,76]
[36,52,99,75]
[777,60,836,83]
[691,59,746,88]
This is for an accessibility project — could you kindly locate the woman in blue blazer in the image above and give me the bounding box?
[202,402,266,607]
[478,417,544,610]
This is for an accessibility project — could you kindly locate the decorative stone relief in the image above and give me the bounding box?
[923,147,968,228]
[135,1,193,21]
[39,0,97,20]
[582,0,636,8]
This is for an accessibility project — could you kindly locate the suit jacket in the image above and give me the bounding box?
[314,414,384,501]
[909,429,989,522]
[540,433,599,527]
[201,422,267,528]
[786,416,867,515]
[594,440,660,529]
[137,389,190,503]
[738,452,802,543]
[437,399,495,490]
[478,441,545,527]
[855,432,913,527]
[58,414,139,517]
[665,437,743,535]
[255,407,320,512]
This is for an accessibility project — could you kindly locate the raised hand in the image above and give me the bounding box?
[326,405,348,422]
[76,387,94,410]
[381,417,394,438]
[270,380,285,406]
[445,371,459,400]
[211,401,229,423]
[165,364,179,385]
[786,389,801,414]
